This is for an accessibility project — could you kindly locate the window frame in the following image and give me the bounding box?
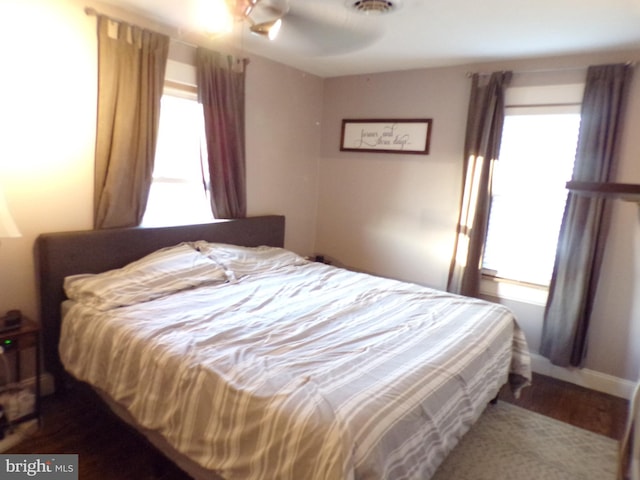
[141,83,214,228]
[479,83,584,304]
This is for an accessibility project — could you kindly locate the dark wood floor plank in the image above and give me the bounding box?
[6,385,189,480]
[499,372,629,440]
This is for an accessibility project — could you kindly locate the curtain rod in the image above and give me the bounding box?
[84,5,247,58]
[85,7,125,25]
[466,61,635,77]
[84,6,198,49]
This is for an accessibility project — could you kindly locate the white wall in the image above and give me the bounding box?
[0,0,323,324]
[317,51,640,395]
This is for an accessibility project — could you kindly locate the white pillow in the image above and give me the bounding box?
[194,242,308,279]
[64,242,228,310]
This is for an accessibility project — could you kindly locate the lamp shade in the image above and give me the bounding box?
[0,186,21,238]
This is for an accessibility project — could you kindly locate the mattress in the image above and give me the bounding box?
[59,255,531,480]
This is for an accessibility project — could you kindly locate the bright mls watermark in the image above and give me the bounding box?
[0,455,77,479]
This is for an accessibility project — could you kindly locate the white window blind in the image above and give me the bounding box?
[481,83,583,287]
[141,92,213,227]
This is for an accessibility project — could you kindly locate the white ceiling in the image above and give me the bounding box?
[99,0,640,77]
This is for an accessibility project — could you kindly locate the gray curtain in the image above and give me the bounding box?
[93,16,169,229]
[196,49,247,219]
[541,63,633,367]
[447,71,512,296]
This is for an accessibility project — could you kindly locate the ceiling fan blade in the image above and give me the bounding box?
[247,0,290,23]
[278,0,384,55]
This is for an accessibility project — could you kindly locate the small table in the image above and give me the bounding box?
[0,317,40,428]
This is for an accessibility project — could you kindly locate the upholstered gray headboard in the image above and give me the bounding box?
[35,215,285,390]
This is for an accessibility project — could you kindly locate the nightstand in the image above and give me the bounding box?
[0,317,40,430]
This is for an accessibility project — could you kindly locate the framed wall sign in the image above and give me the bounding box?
[340,118,432,154]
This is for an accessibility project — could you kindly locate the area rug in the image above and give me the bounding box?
[431,401,619,480]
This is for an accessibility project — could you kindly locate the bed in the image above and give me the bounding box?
[36,215,531,480]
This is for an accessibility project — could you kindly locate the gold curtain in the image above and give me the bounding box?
[93,15,169,228]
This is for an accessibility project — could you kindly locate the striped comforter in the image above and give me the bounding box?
[60,261,531,480]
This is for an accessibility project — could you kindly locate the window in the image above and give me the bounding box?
[481,84,583,293]
[141,90,214,227]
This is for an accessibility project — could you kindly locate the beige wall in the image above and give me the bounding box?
[0,0,96,323]
[245,55,323,254]
[317,67,470,288]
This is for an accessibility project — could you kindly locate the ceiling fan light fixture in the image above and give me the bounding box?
[249,18,282,40]
[350,0,398,14]
[200,0,235,34]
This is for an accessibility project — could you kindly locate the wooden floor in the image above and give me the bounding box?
[500,371,629,440]
[4,373,629,479]
[6,384,192,480]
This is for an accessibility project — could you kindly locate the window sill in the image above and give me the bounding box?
[480,276,548,306]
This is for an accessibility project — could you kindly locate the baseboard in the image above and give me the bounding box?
[530,353,636,400]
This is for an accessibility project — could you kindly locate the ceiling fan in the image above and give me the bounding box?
[233,0,398,55]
